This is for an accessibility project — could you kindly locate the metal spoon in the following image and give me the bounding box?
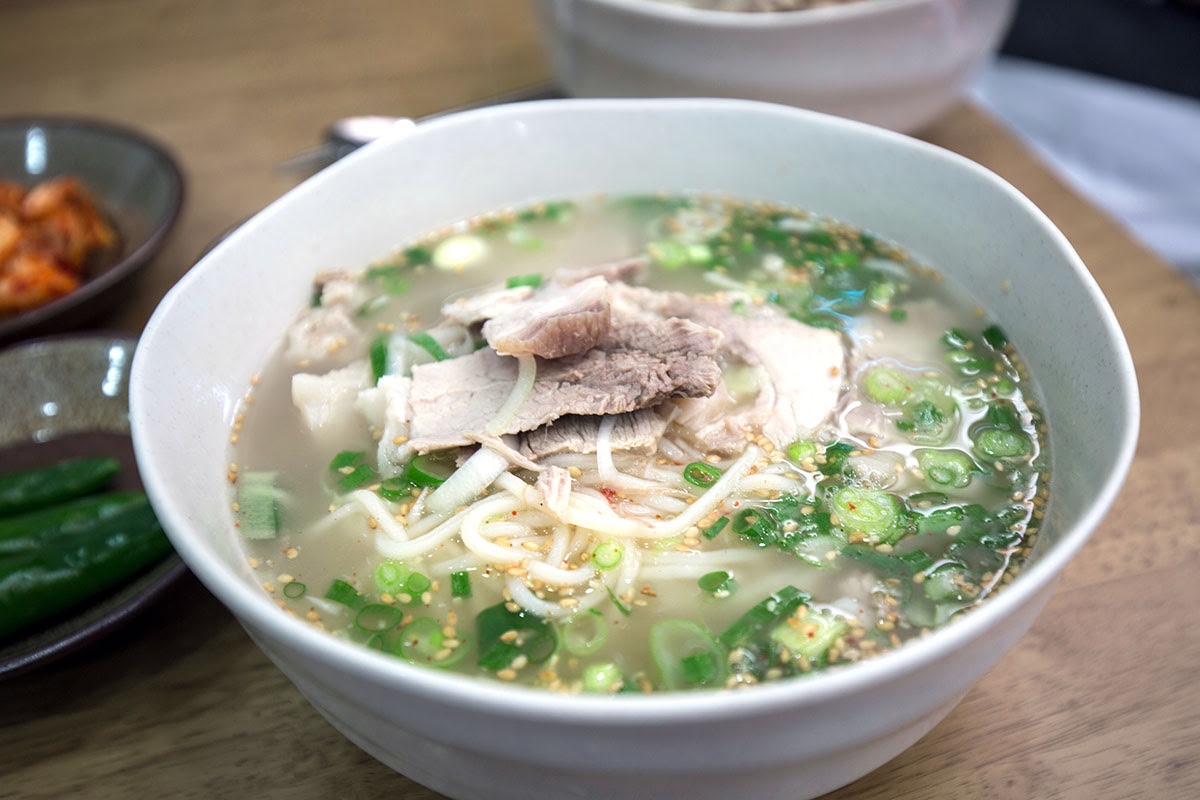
[280,82,564,172]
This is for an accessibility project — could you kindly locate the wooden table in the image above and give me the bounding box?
[2,2,1197,798]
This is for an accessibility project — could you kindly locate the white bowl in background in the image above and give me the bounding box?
[131,99,1137,800]
[535,0,1018,132]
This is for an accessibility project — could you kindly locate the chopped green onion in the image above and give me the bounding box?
[682,461,723,488]
[356,603,405,632]
[605,586,631,616]
[337,464,377,493]
[864,369,907,407]
[890,308,908,322]
[450,571,472,597]
[582,662,622,693]
[973,429,1030,459]
[405,571,431,594]
[731,508,774,541]
[592,541,624,570]
[770,608,849,668]
[649,619,727,690]
[923,564,970,602]
[506,273,543,289]
[475,603,558,665]
[324,578,366,611]
[917,449,975,489]
[478,641,521,671]
[401,453,453,488]
[310,287,323,307]
[369,335,388,384]
[329,450,364,471]
[562,609,608,656]
[831,487,906,544]
[409,331,451,362]
[680,652,716,684]
[282,581,306,599]
[374,560,410,594]
[941,329,971,349]
[698,570,734,595]
[403,245,432,265]
[982,325,1008,349]
[719,586,810,649]
[237,471,282,539]
[379,476,409,501]
[701,516,729,540]
[399,616,468,667]
[785,440,817,462]
[647,240,689,270]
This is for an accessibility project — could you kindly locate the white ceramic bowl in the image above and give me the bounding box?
[131,99,1137,800]
[536,0,1018,131]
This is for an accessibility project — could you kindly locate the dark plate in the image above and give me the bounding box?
[0,117,185,344]
[0,334,186,679]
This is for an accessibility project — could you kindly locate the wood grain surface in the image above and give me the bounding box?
[1,2,1197,798]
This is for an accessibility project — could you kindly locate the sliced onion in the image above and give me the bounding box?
[484,355,536,437]
[595,415,616,479]
[425,445,510,515]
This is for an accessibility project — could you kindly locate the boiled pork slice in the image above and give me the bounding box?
[520,408,669,460]
[483,276,611,359]
[406,317,721,452]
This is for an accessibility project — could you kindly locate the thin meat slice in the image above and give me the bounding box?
[407,318,721,452]
[521,409,669,460]
[483,276,611,359]
[551,256,646,286]
[440,284,534,326]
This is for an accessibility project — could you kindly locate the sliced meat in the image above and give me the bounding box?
[612,285,846,451]
[521,409,669,460]
[552,256,646,286]
[483,276,611,359]
[285,293,365,365]
[407,318,721,452]
[440,284,534,326]
[732,316,844,447]
[535,465,572,520]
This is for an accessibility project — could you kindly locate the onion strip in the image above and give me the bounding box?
[484,355,536,436]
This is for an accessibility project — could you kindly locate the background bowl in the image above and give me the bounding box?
[0,334,185,678]
[535,0,1018,132]
[0,117,184,344]
[131,99,1137,800]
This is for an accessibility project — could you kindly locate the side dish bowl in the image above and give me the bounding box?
[0,117,184,343]
[535,0,1018,131]
[130,99,1137,799]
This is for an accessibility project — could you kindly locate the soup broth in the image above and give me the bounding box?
[232,195,1047,693]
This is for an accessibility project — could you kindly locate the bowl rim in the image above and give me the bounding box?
[562,0,941,27]
[132,96,1139,725]
[0,115,186,343]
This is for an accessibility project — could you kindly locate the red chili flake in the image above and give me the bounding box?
[599,486,619,507]
[847,503,857,510]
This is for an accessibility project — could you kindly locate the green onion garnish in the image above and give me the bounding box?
[379,476,409,501]
[605,586,631,616]
[890,308,908,322]
[702,516,729,540]
[338,464,377,493]
[357,295,388,318]
[355,603,405,632]
[324,578,367,611]
[731,508,774,540]
[982,324,1008,349]
[506,273,543,289]
[374,560,410,594]
[369,335,388,384]
[329,450,364,471]
[405,571,431,594]
[682,461,723,488]
[409,331,450,361]
[478,641,521,671]
[450,571,472,597]
[785,440,817,462]
[698,570,734,594]
[282,581,306,599]
[401,454,453,488]
[592,540,623,570]
[680,652,717,685]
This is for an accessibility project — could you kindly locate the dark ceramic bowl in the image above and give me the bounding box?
[0,117,184,344]
[0,334,185,679]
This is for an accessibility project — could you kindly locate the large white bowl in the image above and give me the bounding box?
[131,99,1137,800]
[536,0,1018,132]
